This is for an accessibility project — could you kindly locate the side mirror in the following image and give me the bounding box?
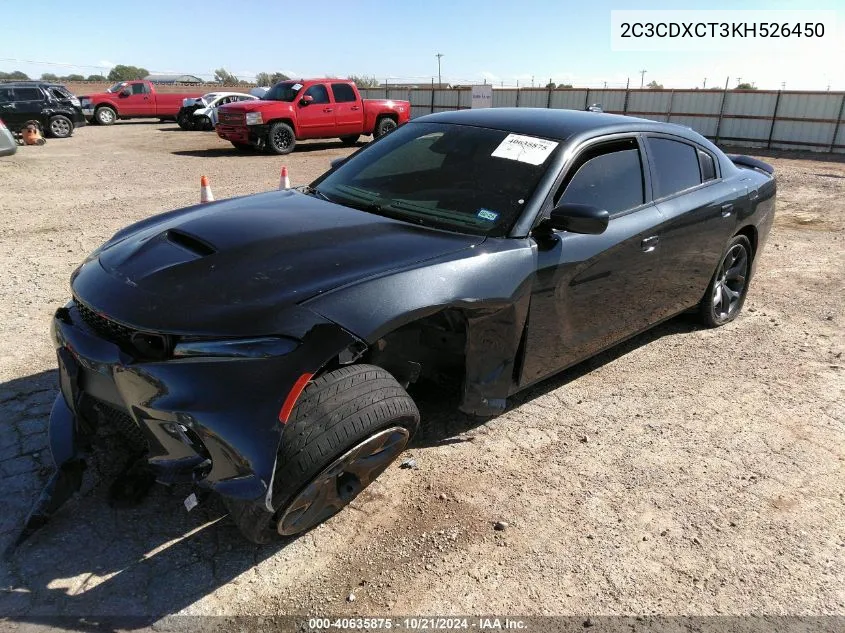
[119,89,131,97]
[330,157,347,170]
[299,95,314,106]
[542,203,609,235]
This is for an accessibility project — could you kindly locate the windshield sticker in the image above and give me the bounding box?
[491,134,559,166]
[291,83,303,91]
[477,209,499,222]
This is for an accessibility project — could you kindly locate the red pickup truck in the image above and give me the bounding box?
[215,79,410,154]
[80,80,203,125]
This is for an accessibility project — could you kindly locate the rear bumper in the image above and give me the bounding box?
[48,302,358,507]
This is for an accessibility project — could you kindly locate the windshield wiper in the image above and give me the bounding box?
[299,185,334,203]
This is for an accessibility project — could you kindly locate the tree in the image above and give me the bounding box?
[214,68,239,84]
[86,74,106,81]
[107,65,149,81]
[559,83,573,88]
[735,82,756,90]
[255,71,290,86]
[63,74,85,81]
[545,81,556,89]
[646,80,664,89]
[0,70,30,80]
[348,74,379,88]
[41,73,59,81]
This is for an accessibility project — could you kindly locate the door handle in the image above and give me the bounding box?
[641,236,659,252]
[721,203,733,217]
[323,108,333,113]
[350,106,360,111]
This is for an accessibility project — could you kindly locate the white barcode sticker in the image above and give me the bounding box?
[491,134,559,165]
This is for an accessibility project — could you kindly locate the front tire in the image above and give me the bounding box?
[95,106,116,126]
[194,115,212,131]
[225,364,420,544]
[266,121,296,155]
[47,115,73,138]
[699,235,752,327]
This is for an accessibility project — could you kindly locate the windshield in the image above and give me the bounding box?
[202,92,219,102]
[265,82,303,102]
[106,82,126,93]
[314,122,560,237]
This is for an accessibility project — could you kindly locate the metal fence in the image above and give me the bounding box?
[361,87,845,154]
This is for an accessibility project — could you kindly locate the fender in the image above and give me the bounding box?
[305,238,537,416]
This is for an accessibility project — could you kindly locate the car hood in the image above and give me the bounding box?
[72,190,484,335]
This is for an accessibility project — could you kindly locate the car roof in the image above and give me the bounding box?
[1,81,65,88]
[414,108,675,142]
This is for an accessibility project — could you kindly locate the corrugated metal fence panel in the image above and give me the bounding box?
[668,115,719,138]
[723,91,778,117]
[718,118,772,145]
[834,124,845,153]
[408,89,431,107]
[410,106,429,119]
[776,92,842,120]
[516,89,548,108]
[582,90,626,112]
[670,91,723,114]
[360,89,386,100]
[627,90,672,114]
[773,120,836,147]
[550,90,589,109]
[492,90,518,107]
[433,89,462,111]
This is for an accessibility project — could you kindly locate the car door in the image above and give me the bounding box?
[118,82,155,116]
[9,87,46,130]
[331,83,364,135]
[643,135,741,318]
[519,135,666,385]
[0,86,21,130]
[296,83,336,138]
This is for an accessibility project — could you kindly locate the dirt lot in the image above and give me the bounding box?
[0,122,843,624]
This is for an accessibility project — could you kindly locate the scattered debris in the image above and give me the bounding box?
[493,521,509,531]
[347,592,356,603]
[400,458,418,470]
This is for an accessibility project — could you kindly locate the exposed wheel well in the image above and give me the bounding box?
[266,118,296,133]
[734,225,758,258]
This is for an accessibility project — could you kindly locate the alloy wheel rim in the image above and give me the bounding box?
[100,110,113,123]
[274,129,292,149]
[712,244,748,320]
[51,119,70,136]
[276,426,410,536]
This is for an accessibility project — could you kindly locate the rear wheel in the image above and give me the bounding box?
[176,110,192,129]
[374,117,397,138]
[699,235,752,327]
[340,134,359,146]
[195,115,212,131]
[47,115,73,138]
[266,121,296,155]
[95,106,116,126]
[225,364,419,544]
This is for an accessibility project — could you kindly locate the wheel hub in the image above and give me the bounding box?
[276,426,410,536]
[712,244,748,320]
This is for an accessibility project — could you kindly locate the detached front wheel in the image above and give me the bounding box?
[266,121,296,155]
[225,364,419,544]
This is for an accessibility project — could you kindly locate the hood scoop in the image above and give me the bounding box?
[166,229,216,256]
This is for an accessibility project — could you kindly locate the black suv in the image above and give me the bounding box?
[0,82,86,138]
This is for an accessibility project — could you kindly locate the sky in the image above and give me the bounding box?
[1,0,843,90]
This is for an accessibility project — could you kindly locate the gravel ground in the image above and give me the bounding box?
[0,123,843,624]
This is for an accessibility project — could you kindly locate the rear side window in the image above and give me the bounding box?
[648,137,702,198]
[13,88,43,101]
[0,88,12,103]
[48,88,70,101]
[557,139,645,214]
[304,84,330,104]
[331,83,357,103]
[131,83,149,95]
[698,149,716,181]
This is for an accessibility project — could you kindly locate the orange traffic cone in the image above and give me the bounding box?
[279,165,290,190]
[200,175,214,203]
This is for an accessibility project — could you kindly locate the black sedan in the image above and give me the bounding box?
[25,108,776,544]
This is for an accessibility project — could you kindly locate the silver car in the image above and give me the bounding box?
[0,118,17,156]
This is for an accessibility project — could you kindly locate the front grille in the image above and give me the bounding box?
[218,110,244,125]
[79,394,149,451]
[76,301,134,347]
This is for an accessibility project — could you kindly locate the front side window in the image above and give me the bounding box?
[304,84,330,104]
[331,83,357,103]
[557,139,645,215]
[131,83,148,95]
[106,82,126,93]
[648,137,702,199]
[316,122,560,237]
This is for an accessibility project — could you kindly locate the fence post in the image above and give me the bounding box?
[515,86,520,108]
[666,89,675,122]
[767,90,782,149]
[584,89,590,110]
[829,93,845,153]
[430,78,435,114]
[714,77,730,145]
[623,78,630,113]
[547,78,553,109]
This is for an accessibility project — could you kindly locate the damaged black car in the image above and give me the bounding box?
[27,108,776,544]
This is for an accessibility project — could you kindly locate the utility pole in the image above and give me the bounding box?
[639,69,647,88]
[703,77,707,89]
[531,75,535,87]
[435,53,444,87]
[781,81,786,90]
[603,81,607,89]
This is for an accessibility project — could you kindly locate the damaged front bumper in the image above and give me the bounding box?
[16,302,358,545]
